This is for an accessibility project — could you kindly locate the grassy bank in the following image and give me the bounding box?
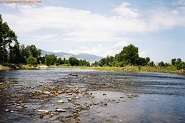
[91,65,185,74]
[0,65,10,70]
[1,64,185,75]
[0,64,23,70]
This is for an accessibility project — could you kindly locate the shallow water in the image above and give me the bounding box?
[0,68,185,123]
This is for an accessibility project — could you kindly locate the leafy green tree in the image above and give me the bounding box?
[45,54,57,66]
[137,57,147,66]
[79,59,90,66]
[158,61,165,67]
[40,56,45,64]
[171,58,176,65]
[25,45,41,59]
[176,62,185,70]
[63,58,69,64]
[91,61,99,67]
[137,57,151,66]
[117,44,139,65]
[55,57,64,66]
[148,61,154,67]
[9,42,24,63]
[0,14,18,63]
[69,57,79,66]
[171,58,185,70]
[145,57,150,64]
[176,58,182,65]
[99,58,108,66]
[26,55,37,66]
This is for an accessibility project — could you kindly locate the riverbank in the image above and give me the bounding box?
[0,64,24,70]
[1,64,185,75]
[0,65,10,70]
[91,65,185,75]
[0,64,49,70]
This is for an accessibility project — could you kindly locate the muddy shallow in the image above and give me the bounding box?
[0,68,185,123]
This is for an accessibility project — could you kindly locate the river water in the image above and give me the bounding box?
[0,68,185,123]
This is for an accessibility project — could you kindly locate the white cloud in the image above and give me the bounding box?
[139,51,147,58]
[69,41,129,57]
[2,1,185,43]
[148,8,185,31]
[113,2,140,18]
[69,45,106,56]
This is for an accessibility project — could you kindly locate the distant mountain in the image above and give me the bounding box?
[41,50,102,62]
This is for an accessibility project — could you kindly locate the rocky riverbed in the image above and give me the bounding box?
[0,73,138,123]
[0,68,185,123]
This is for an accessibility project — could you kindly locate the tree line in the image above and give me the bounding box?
[92,44,185,70]
[0,14,90,67]
[41,55,90,66]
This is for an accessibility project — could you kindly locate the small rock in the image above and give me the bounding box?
[5,109,10,112]
[69,74,78,76]
[75,96,80,99]
[50,113,54,117]
[68,98,72,101]
[91,96,95,98]
[56,109,66,112]
[57,100,64,104]
[43,91,50,94]
[40,114,44,119]
[127,94,133,98]
[68,93,73,95]
[37,110,50,114]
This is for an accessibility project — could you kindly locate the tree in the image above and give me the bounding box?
[117,44,139,65]
[69,57,79,66]
[55,57,64,66]
[176,58,182,65]
[9,42,24,63]
[158,61,165,67]
[171,58,176,66]
[99,58,108,66]
[176,62,185,70]
[91,61,99,67]
[26,55,37,66]
[137,57,147,66]
[148,61,154,67]
[145,57,150,64]
[40,56,45,64]
[78,59,90,66]
[45,54,57,66]
[0,14,18,63]
[25,45,41,59]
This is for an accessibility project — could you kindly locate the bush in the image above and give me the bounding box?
[26,56,37,66]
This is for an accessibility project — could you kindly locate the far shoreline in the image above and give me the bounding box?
[1,64,185,75]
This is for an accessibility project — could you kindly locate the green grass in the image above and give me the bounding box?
[91,66,122,71]
[2,64,182,74]
[90,65,179,74]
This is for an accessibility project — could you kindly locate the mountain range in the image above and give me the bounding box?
[41,50,102,62]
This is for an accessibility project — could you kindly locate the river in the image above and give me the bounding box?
[0,68,185,123]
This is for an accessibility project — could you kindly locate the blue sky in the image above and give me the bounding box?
[1,0,185,62]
